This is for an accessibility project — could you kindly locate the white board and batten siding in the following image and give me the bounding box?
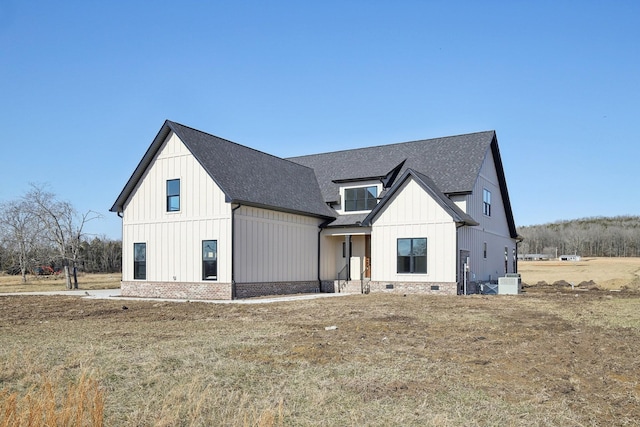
[122,131,232,283]
[457,149,517,282]
[370,177,457,283]
[234,206,322,283]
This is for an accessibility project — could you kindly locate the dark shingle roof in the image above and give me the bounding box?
[287,131,496,203]
[110,121,335,219]
[111,123,516,239]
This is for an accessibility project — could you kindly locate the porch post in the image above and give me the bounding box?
[345,235,352,281]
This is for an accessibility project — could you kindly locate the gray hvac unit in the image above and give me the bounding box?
[498,274,521,294]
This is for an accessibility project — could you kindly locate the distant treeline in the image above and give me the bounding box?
[0,184,122,281]
[517,215,640,258]
[0,236,122,275]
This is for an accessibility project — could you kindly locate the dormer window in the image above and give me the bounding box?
[345,186,378,212]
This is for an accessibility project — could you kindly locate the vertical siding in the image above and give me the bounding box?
[234,206,322,283]
[122,132,232,283]
[457,149,517,282]
[370,177,457,283]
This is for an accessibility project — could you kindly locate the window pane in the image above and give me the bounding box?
[397,239,411,256]
[397,256,411,273]
[168,195,180,212]
[202,240,217,280]
[345,188,355,201]
[413,255,427,273]
[167,179,180,196]
[345,200,356,211]
[134,243,146,261]
[412,238,427,256]
[367,186,377,199]
[366,187,377,210]
[167,179,180,212]
[134,243,146,280]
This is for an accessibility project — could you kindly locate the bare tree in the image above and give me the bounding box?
[0,199,42,282]
[25,184,101,289]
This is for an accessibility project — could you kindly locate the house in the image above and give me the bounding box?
[110,120,519,300]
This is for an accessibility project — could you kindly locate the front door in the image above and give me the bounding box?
[364,235,371,279]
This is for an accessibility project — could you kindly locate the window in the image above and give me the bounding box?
[483,189,491,216]
[202,240,217,280]
[133,243,146,280]
[167,179,180,212]
[483,242,487,259]
[344,186,377,211]
[397,238,427,274]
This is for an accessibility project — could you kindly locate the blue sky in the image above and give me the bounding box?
[1,1,638,239]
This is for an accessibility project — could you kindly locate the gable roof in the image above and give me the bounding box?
[289,130,518,239]
[110,121,336,219]
[362,169,479,227]
[287,130,496,203]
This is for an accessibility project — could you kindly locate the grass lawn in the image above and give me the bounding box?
[1,288,639,426]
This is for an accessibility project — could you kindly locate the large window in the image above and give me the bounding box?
[344,186,377,211]
[133,242,146,280]
[167,179,180,212]
[202,240,217,280]
[397,238,427,274]
[483,188,491,216]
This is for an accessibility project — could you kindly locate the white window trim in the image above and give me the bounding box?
[338,182,382,214]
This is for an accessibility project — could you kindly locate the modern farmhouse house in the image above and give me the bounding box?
[111,120,519,300]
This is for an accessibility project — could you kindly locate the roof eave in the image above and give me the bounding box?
[229,199,336,221]
[110,120,174,213]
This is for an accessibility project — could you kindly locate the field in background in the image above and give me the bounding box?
[3,257,639,294]
[518,257,640,290]
[0,273,121,293]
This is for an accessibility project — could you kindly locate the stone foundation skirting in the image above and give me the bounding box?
[234,281,321,299]
[121,281,233,300]
[336,280,457,295]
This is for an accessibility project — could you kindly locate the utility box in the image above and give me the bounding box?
[481,283,498,295]
[350,257,362,280]
[498,274,521,294]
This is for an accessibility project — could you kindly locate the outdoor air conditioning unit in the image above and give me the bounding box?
[498,274,521,295]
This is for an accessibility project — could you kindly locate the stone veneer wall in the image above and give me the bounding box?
[234,281,321,299]
[121,281,232,300]
[339,280,457,295]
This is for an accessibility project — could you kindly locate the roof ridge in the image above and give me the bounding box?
[287,130,495,159]
[167,120,318,172]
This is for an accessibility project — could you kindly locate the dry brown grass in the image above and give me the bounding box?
[1,287,639,426]
[519,257,640,290]
[0,371,104,427]
[0,273,121,293]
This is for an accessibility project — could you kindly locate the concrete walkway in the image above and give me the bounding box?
[0,288,354,304]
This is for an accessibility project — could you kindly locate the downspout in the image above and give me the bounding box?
[317,218,333,292]
[456,222,463,295]
[231,203,242,299]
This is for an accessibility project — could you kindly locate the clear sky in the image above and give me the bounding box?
[1,1,638,239]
